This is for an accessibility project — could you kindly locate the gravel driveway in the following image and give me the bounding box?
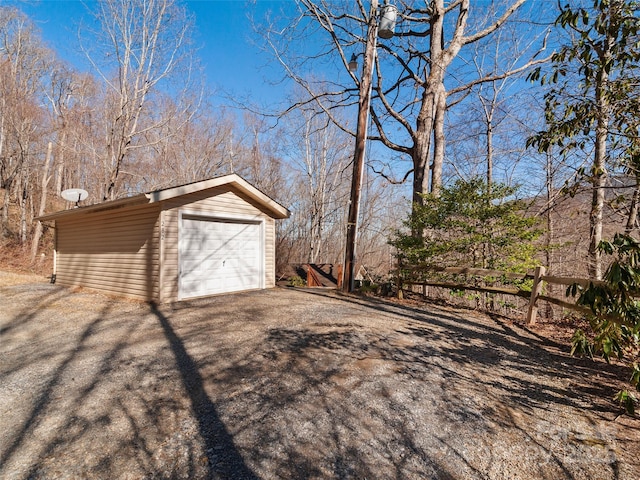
[1,273,639,479]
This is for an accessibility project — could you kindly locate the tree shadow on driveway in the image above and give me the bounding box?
[2,283,639,479]
[195,288,638,479]
[150,302,258,479]
[1,283,254,480]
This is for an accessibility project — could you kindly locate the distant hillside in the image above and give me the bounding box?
[530,182,634,278]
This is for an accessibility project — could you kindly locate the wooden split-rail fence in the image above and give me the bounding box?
[397,265,601,325]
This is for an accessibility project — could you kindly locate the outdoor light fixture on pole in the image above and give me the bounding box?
[342,0,396,293]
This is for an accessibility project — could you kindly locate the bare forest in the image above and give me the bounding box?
[2,0,640,290]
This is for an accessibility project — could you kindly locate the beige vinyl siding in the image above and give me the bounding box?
[264,217,275,287]
[55,204,161,301]
[160,186,276,302]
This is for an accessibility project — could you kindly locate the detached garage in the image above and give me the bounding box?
[37,174,289,302]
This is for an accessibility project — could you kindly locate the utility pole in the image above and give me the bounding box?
[342,0,379,293]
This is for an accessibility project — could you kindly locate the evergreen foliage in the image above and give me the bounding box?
[390,178,543,273]
[569,233,640,414]
[527,0,640,278]
[527,0,640,155]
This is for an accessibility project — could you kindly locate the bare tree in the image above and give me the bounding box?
[43,63,83,197]
[357,170,406,278]
[264,0,549,208]
[80,0,201,200]
[0,6,51,240]
[443,11,551,193]
[280,106,351,263]
[29,64,102,260]
[137,101,235,190]
[239,113,287,200]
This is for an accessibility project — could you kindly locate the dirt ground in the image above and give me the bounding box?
[1,271,639,480]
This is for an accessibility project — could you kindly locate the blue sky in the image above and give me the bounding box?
[8,0,296,108]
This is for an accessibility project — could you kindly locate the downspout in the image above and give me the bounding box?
[158,210,165,303]
[51,223,57,284]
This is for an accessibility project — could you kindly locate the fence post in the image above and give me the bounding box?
[526,266,546,325]
[396,261,403,299]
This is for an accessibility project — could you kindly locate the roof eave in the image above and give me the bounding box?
[147,173,290,219]
[35,194,149,222]
[36,174,290,223]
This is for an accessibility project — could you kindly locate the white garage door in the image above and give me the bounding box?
[179,216,263,299]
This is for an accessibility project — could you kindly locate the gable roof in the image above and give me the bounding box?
[37,173,290,222]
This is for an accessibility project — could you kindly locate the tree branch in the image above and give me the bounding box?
[461,0,527,46]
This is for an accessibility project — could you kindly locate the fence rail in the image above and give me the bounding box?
[397,265,598,325]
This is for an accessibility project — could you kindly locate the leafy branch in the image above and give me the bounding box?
[568,233,640,414]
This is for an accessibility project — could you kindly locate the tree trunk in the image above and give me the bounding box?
[421,1,446,199]
[31,142,52,262]
[545,151,555,319]
[411,138,430,207]
[486,111,494,190]
[54,131,67,196]
[588,58,610,280]
[1,183,9,232]
[412,79,439,206]
[588,170,605,280]
[20,185,27,244]
[431,85,446,197]
[625,177,640,235]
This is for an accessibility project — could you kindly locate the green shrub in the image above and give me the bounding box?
[389,178,543,273]
[289,275,306,287]
[568,234,640,414]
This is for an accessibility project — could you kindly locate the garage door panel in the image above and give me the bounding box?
[179,217,263,298]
